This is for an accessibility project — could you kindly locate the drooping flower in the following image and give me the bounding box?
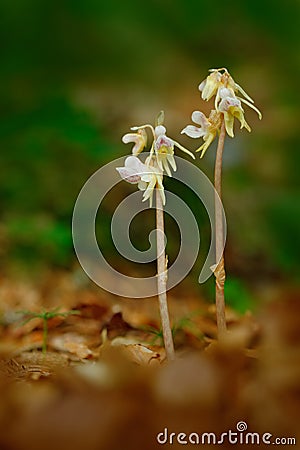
[118,113,195,208]
[153,125,176,176]
[139,165,165,208]
[122,128,147,155]
[128,119,195,176]
[116,155,147,184]
[183,68,262,154]
[199,70,222,103]
[199,68,262,119]
[116,155,165,207]
[218,90,251,137]
[181,110,222,157]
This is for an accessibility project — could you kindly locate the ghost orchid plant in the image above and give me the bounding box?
[117,111,194,360]
[182,68,262,337]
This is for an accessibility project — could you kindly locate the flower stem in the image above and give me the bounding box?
[42,318,48,355]
[214,119,227,337]
[155,186,175,361]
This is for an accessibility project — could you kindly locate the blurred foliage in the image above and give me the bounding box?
[0,0,300,307]
[225,277,255,315]
[266,193,300,273]
[1,95,113,268]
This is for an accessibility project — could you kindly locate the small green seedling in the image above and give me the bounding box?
[18,307,80,354]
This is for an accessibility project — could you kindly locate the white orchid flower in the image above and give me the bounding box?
[199,68,262,119]
[153,125,176,176]
[125,120,194,177]
[183,68,262,154]
[181,110,222,157]
[116,156,165,207]
[218,94,251,137]
[121,128,147,156]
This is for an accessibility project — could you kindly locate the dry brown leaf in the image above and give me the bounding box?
[50,333,93,359]
[119,343,163,366]
[63,342,93,359]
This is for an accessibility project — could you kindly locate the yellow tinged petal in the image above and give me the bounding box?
[231,107,252,132]
[173,140,196,159]
[239,97,262,120]
[234,82,254,103]
[223,112,235,138]
[201,73,220,101]
[196,132,216,158]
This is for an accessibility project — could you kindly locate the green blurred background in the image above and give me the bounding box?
[1,0,300,311]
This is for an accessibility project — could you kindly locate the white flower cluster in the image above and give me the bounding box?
[116,113,194,206]
[117,69,262,199]
[181,68,262,157]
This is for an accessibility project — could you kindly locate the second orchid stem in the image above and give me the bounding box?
[156,185,175,361]
[214,119,227,336]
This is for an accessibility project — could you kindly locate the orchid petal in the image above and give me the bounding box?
[122,133,136,144]
[167,153,177,171]
[201,72,221,101]
[223,112,235,138]
[162,157,172,177]
[155,134,173,151]
[122,131,147,155]
[238,97,262,119]
[125,155,147,172]
[234,82,254,103]
[130,124,156,140]
[142,176,156,204]
[191,110,209,127]
[173,140,196,159]
[218,96,241,112]
[156,156,164,173]
[196,132,216,158]
[154,125,167,137]
[219,87,234,99]
[140,172,154,183]
[131,124,153,131]
[138,180,147,191]
[181,125,204,139]
[232,108,251,132]
[198,79,206,92]
[116,156,154,184]
[116,167,141,184]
